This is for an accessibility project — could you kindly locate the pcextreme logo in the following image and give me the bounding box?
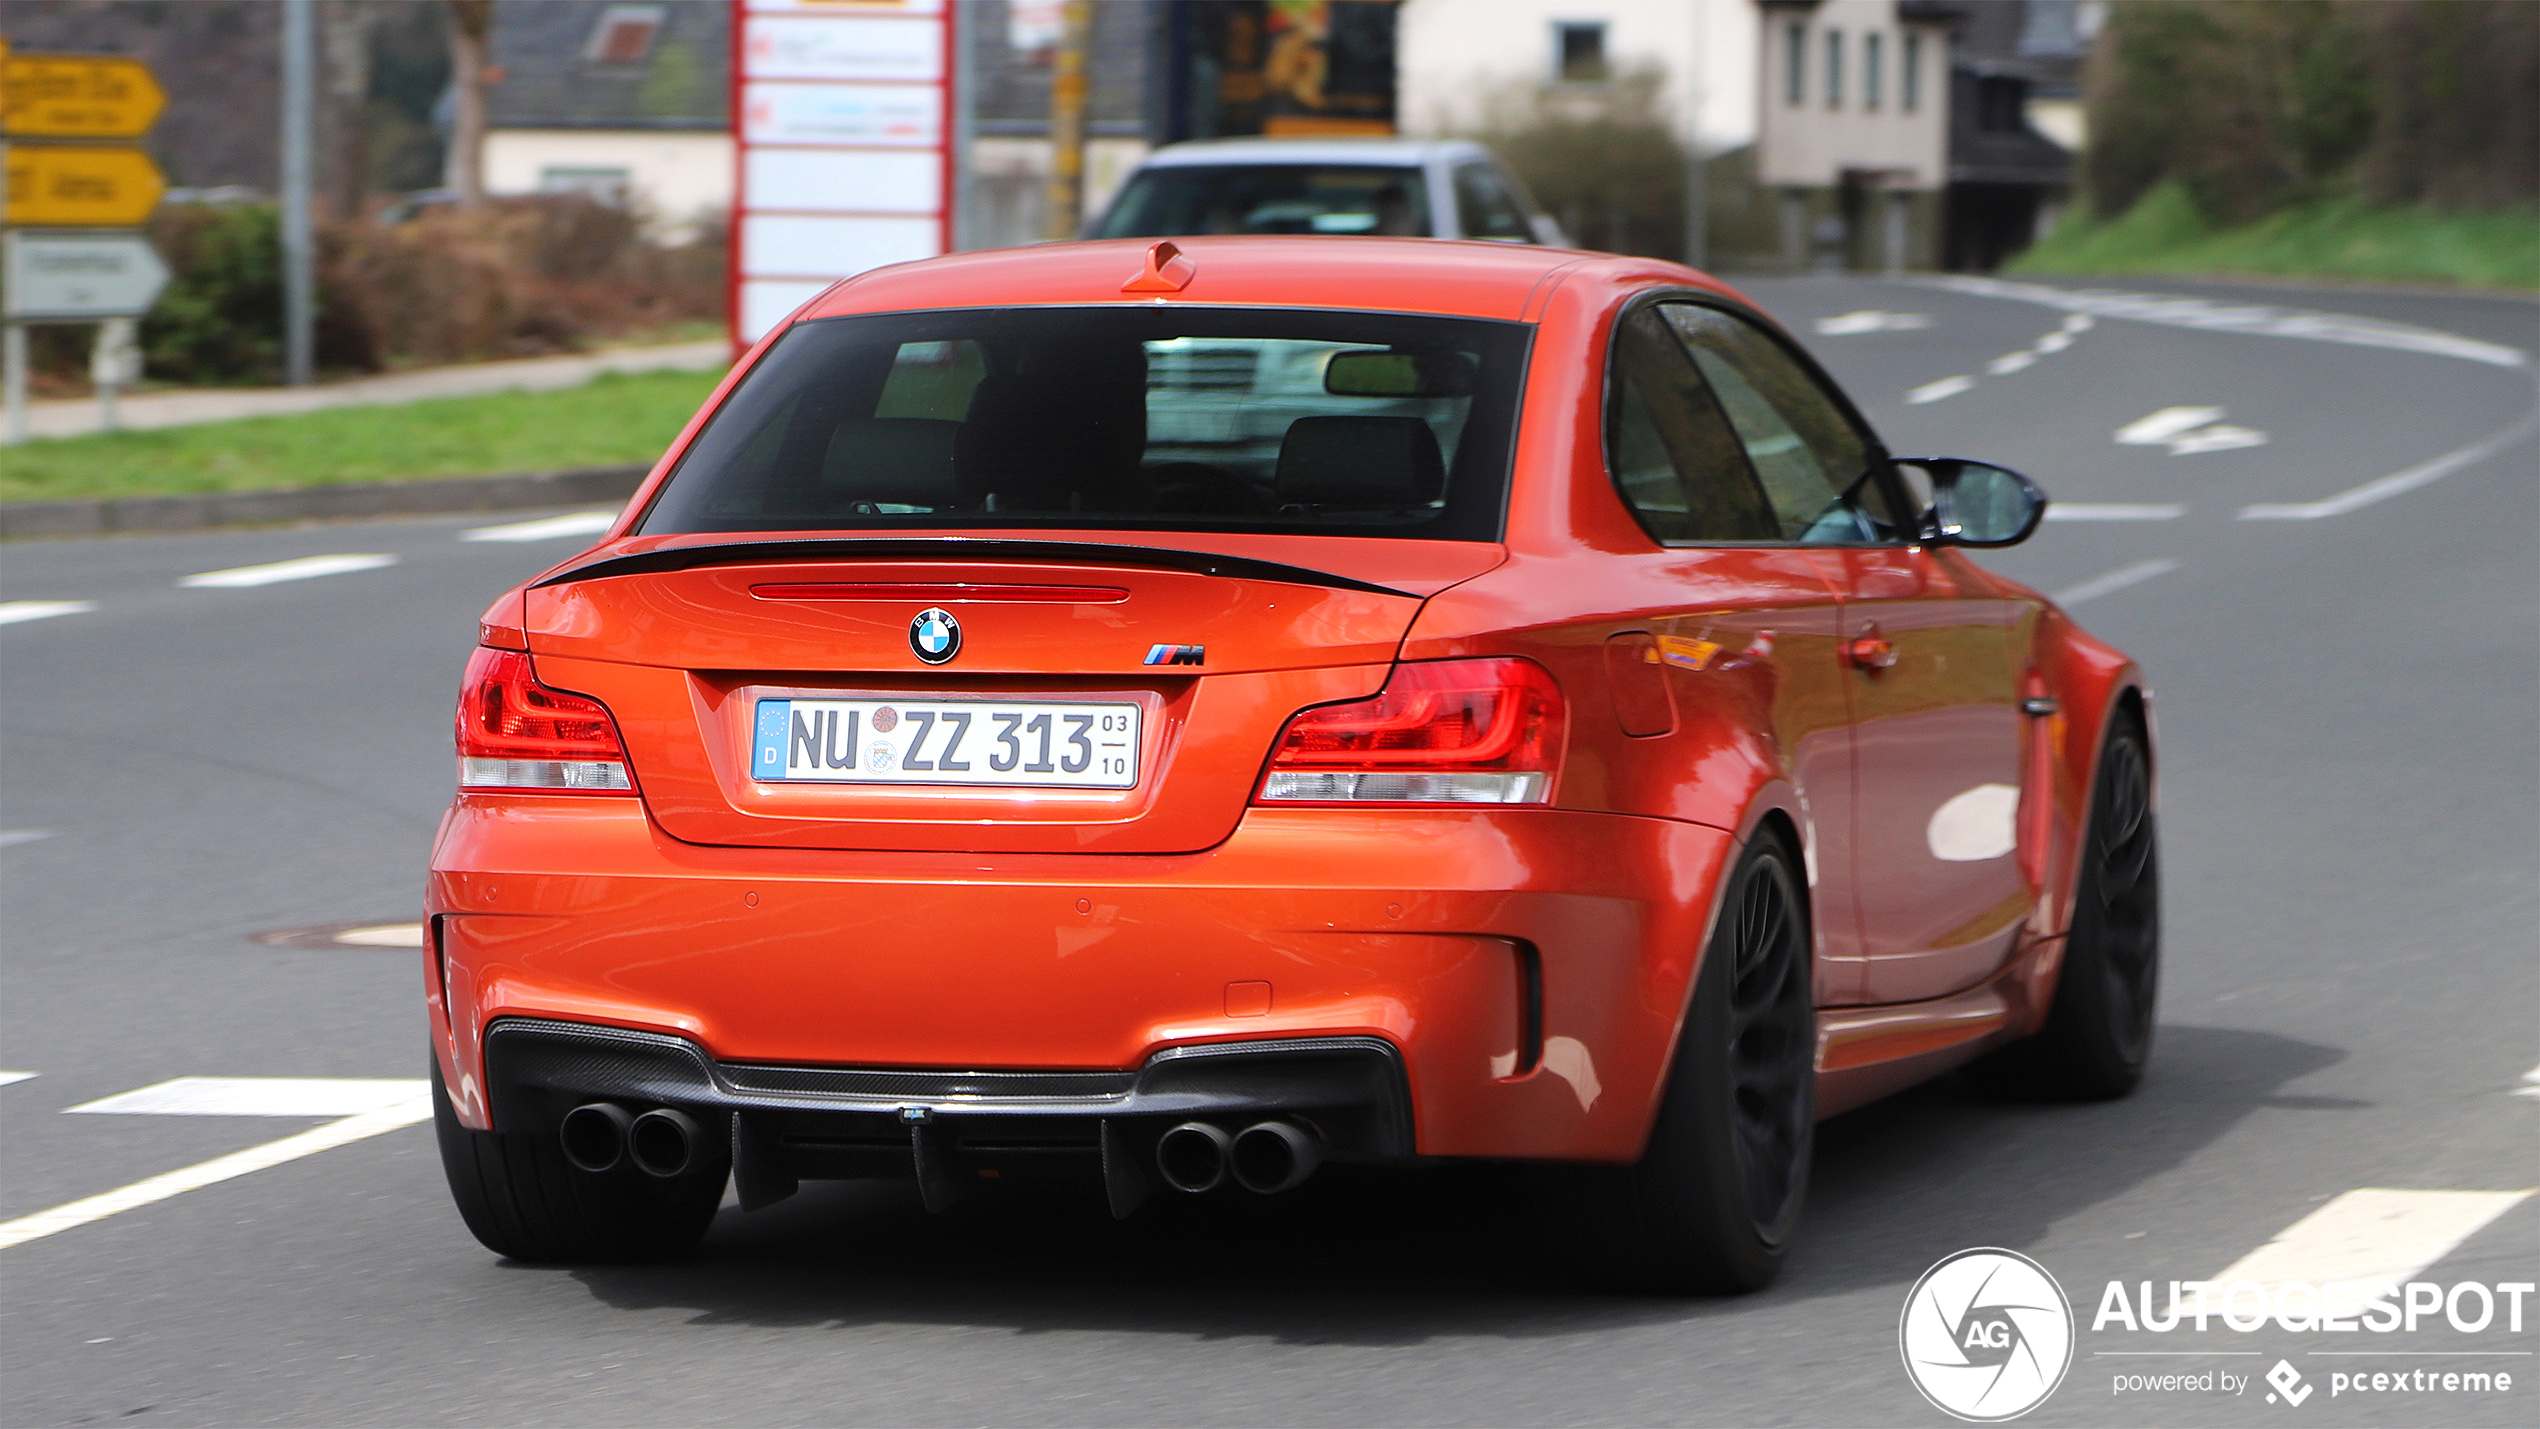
[1900,1248,2077,1421]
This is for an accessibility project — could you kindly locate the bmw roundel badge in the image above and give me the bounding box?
[909,607,961,664]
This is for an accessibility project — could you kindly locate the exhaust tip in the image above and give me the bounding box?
[560,1102,632,1174]
[1154,1121,1232,1193]
[1230,1120,1321,1195]
[628,1107,701,1179]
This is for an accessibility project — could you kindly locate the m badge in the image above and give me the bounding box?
[1143,644,1205,666]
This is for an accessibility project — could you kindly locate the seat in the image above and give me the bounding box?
[816,418,964,510]
[1272,416,1446,509]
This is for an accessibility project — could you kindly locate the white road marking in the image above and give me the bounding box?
[2054,559,2181,607]
[1919,275,2530,368]
[0,829,56,849]
[0,1072,37,1088]
[2516,1065,2540,1101]
[2241,412,2540,520]
[1814,310,1931,335]
[179,554,397,588]
[2062,314,2095,334]
[2117,407,2227,445]
[67,1076,427,1118]
[2047,504,2186,521]
[0,1098,431,1251]
[1987,351,2036,375]
[0,600,97,625]
[1908,375,1976,404]
[2207,1188,2534,1293]
[2035,331,2073,354]
[333,922,425,947]
[2167,424,2269,455]
[461,511,617,543]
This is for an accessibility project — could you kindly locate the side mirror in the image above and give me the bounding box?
[1894,458,2048,548]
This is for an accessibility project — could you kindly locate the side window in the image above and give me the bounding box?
[1606,308,1777,543]
[1453,164,1533,242]
[1660,304,1894,542]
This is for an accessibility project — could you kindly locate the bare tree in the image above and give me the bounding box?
[445,0,492,208]
[322,0,380,219]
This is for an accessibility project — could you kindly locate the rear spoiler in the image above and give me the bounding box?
[532,537,1416,600]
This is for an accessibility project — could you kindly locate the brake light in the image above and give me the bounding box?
[1257,657,1563,805]
[454,647,634,793]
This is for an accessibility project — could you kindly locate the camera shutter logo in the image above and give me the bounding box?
[909,608,961,665]
[1899,1248,2075,1421]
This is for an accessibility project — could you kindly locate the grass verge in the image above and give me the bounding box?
[2009,183,2540,291]
[0,368,721,506]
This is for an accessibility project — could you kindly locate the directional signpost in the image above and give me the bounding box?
[0,42,170,442]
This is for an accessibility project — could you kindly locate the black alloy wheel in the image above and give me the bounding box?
[1979,715,2161,1098]
[1555,834,1815,1294]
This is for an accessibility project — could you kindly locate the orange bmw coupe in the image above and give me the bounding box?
[426,237,2156,1291]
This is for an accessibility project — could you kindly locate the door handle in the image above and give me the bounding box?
[1846,632,1897,670]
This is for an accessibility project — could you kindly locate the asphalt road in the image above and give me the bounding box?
[3,274,2535,1427]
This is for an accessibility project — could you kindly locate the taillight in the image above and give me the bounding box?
[454,647,634,793]
[1256,657,1564,805]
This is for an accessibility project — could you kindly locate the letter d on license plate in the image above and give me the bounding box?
[751,699,1140,789]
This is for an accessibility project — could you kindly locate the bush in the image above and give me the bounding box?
[121,194,724,387]
[1468,67,1690,258]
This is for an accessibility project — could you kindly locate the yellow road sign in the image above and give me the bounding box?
[2,54,166,138]
[4,145,165,226]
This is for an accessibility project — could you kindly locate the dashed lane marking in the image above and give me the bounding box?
[0,601,97,625]
[2241,412,2540,520]
[0,1092,431,1251]
[67,1077,428,1118]
[2053,559,2181,608]
[1987,351,2036,375]
[462,511,617,543]
[1908,375,1975,404]
[2048,504,2186,521]
[0,1072,36,1088]
[0,830,56,849]
[177,554,397,589]
[2516,1065,2540,1101]
[2207,1188,2535,1294]
[1815,310,1932,335]
[1918,275,2530,368]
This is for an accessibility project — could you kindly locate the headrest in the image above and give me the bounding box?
[1273,416,1446,508]
[821,418,963,507]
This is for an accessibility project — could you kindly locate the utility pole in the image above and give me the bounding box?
[282,0,316,386]
[1042,0,1094,240]
[1683,6,1708,271]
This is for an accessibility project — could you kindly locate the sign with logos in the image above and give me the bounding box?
[3,230,170,319]
[4,144,166,226]
[732,0,953,345]
[2,53,168,138]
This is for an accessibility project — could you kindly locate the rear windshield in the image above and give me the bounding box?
[637,307,1529,542]
[1091,165,1430,238]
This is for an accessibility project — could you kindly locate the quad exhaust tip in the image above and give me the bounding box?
[559,1102,632,1174]
[1154,1119,1322,1195]
[1230,1120,1321,1195]
[628,1107,702,1178]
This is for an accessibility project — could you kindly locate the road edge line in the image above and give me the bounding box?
[2241,413,2540,521]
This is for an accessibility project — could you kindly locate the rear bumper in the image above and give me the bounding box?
[426,795,1737,1162]
[486,1016,1412,1212]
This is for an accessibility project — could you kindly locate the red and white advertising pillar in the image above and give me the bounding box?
[731,0,956,350]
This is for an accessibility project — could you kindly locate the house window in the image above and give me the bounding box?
[1865,32,1883,108]
[1554,21,1609,83]
[1825,29,1844,108]
[1903,33,1923,111]
[583,4,665,65]
[1785,22,1806,105]
[539,167,632,206]
[1976,75,2028,133]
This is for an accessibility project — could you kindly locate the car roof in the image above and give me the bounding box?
[1132,137,1495,170]
[802,235,1607,324]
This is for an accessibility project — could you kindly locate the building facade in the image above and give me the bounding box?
[1753,0,1953,271]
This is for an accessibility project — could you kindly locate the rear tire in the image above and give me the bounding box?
[1556,833,1815,1294]
[1976,714,2160,1099]
[432,1058,727,1262]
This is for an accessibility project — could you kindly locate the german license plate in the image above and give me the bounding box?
[751,699,1140,789]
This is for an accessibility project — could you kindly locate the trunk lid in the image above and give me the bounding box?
[525,537,1502,853]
